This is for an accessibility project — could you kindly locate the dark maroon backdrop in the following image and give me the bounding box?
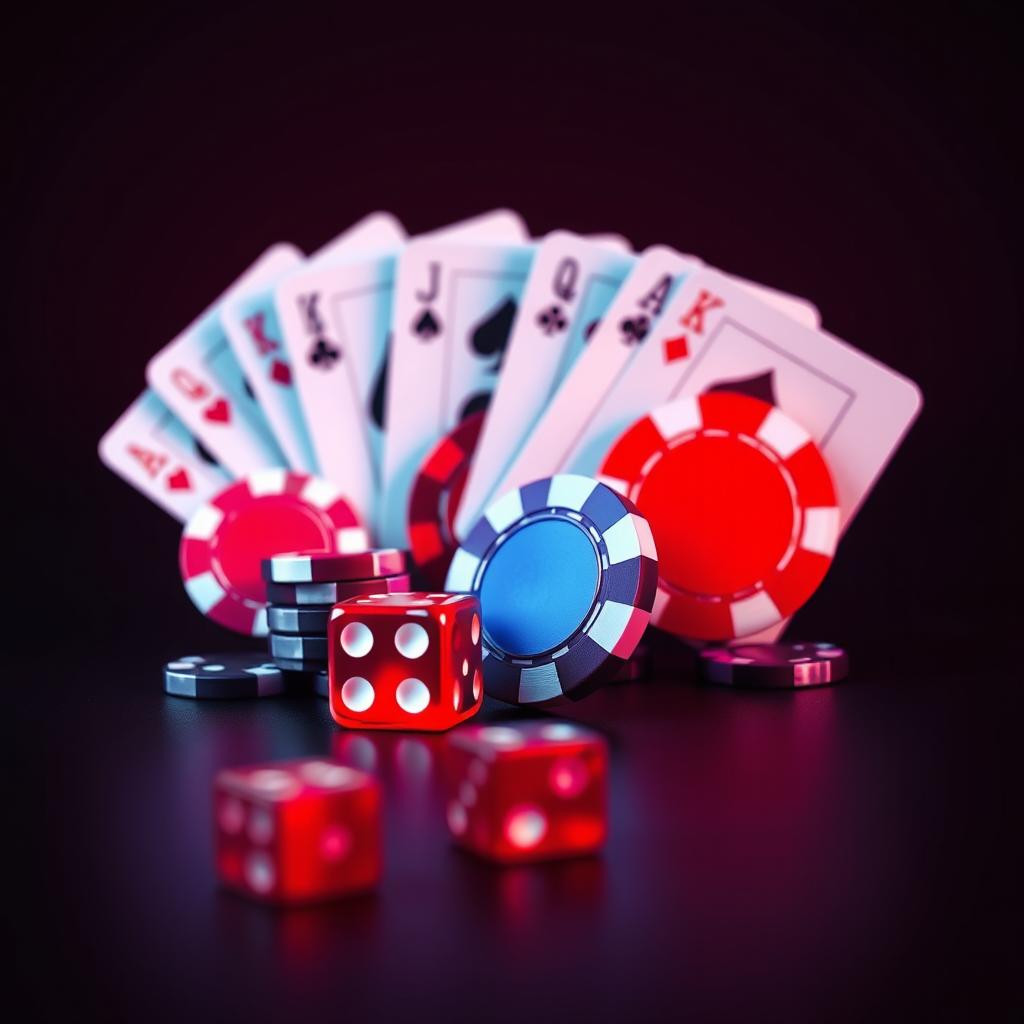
[4,3,1020,1020]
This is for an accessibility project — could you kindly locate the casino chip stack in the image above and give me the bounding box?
[262,548,410,691]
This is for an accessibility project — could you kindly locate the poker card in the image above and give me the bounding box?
[221,212,406,474]
[587,266,922,529]
[146,245,298,476]
[455,231,636,537]
[379,234,533,546]
[276,210,528,535]
[98,389,230,521]
[489,245,701,506]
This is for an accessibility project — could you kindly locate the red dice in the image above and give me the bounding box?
[328,592,483,732]
[214,758,380,904]
[444,721,608,863]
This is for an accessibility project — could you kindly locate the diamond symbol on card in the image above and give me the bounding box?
[662,334,690,363]
[270,359,292,385]
[166,468,192,492]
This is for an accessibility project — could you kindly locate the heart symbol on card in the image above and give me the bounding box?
[166,468,192,491]
[203,398,230,423]
[270,360,291,386]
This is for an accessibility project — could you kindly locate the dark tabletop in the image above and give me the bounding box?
[9,646,1020,1021]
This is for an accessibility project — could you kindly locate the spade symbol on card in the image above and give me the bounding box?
[413,309,441,340]
[193,439,221,469]
[460,390,492,421]
[166,468,192,492]
[370,343,390,431]
[705,371,778,406]
[471,297,517,374]
[203,398,230,423]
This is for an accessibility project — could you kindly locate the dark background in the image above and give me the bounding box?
[4,3,1020,1020]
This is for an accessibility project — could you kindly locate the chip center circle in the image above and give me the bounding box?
[215,502,333,603]
[639,432,796,597]
[479,517,600,657]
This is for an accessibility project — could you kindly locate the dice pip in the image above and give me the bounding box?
[444,721,607,863]
[214,758,380,904]
[328,592,483,732]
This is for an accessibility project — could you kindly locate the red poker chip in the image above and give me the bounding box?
[179,470,368,636]
[599,391,839,641]
[407,411,484,588]
[262,548,407,584]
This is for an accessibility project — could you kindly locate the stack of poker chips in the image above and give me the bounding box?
[262,549,411,696]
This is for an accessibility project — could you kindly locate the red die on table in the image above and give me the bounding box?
[214,758,380,904]
[443,721,608,863]
[328,592,483,732]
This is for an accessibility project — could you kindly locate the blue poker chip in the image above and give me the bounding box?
[445,474,658,705]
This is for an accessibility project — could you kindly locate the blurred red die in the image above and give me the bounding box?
[444,721,608,863]
[328,592,483,732]
[214,758,380,904]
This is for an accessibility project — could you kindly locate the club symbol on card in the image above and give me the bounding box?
[309,338,341,369]
[203,398,231,423]
[413,309,441,340]
[270,359,292,386]
[619,314,650,345]
[471,297,517,375]
[536,305,568,336]
[166,468,192,492]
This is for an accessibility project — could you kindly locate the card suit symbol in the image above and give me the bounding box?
[166,468,192,492]
[270,360,292,386]
[310,338,340,369]
[536,304,568,336]
[460,390,491,421]
[414,309,441,340]
[705,371,777,406]
[194,440,219,468]
[203,398,230,423]
[619,314,650,345]
[370,344,390,430]
[662,334,689,363]
[471,298,517,375]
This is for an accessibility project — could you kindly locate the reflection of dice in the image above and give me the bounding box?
[444,722,607,863]
[328,592,483,732]
[214,758,380,904]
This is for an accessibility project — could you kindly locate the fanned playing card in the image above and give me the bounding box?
[379,223,533,545]
[146,246,298,476]
[221,213,406,476]
[455,231,635,537]
[98,389,230,521]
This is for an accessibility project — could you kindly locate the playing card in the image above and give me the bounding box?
[98,389,231,521]
[146,245,298,476]
[488,245,701,506]
[276,210,529,536]
[454,231,636,536]
[592,266,922,529]
[726,271,820,328]
[379,231,534,546]
[221,213,406,473]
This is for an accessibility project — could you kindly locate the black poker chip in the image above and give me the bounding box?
[266,604,332,635]
[313,670,329,698]
[698,642,850,689]
[163,653,286,699]
[269,633,328,661]
[264,572,410,606]
[271,655,329,673]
